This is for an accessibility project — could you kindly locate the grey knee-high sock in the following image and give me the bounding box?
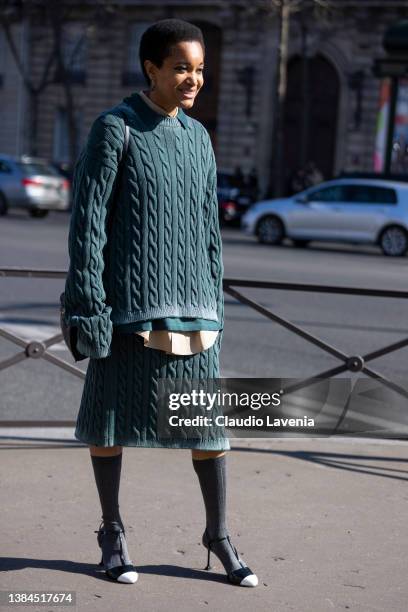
[91,453,132,569]
[192,455,247,574]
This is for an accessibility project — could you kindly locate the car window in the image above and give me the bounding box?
[0,161,12,173]
[307,185,346,202]
[217,173,234,188]
[17,162,60,177]
[343,184,397,204]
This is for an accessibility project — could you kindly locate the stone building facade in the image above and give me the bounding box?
[0,0,407,199]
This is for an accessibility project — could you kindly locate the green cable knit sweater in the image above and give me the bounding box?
[64,92,224,359]
[116,90,220,335]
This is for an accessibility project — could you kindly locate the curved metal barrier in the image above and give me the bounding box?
[223,278,408,399]
[1,267,408,428]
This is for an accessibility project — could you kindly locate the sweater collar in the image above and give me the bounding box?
[137,89,179,118]
[122,91,189,129]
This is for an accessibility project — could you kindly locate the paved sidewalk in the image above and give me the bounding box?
[1,433,407,612]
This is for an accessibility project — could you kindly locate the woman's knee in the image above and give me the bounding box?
[89,445,123,457]
[191,449,227,460]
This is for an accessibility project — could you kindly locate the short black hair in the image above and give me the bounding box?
[139,18,205,86]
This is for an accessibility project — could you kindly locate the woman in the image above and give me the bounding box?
[64,18,258,588]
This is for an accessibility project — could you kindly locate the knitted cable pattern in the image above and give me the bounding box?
[128,144,143,313]
[175,127,186,306]
[187,124,199,307]
[205,138,224,328]
[65,128,118,357]
[64,96,224,359]
[129,334,143,442]
[153,126,173,305]
[74,331,229,448]
[137,131,159,309]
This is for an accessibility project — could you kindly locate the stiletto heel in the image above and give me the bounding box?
[205,546,212,570]
[95,520,138,584]
[201,527,258,587]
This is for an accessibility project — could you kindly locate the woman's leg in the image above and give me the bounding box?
[90,444,134,572]
[191,449,253,578]
[89,445,124,528]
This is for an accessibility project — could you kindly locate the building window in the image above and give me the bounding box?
[0,29,5,88]
[53,107,82,163]
[55,22,87,84]
[122,21,151,88]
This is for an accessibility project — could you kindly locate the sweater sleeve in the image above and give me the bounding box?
[204,134,224,330]
[63,113,125,359]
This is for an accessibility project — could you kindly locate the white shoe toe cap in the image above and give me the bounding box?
[117,571,139,584]
[240,573,258,587]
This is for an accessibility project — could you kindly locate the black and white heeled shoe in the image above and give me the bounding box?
[202,528,258,587]
[95,520,138,584]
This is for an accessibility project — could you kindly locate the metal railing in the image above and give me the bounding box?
[0,268,84,381]
[1,267,408,427]
[223,279,408,399]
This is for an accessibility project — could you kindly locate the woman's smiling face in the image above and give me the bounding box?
[144,40,205,112]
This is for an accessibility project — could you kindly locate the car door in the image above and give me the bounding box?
[335,184,398,241]
[0,160,19,205]
[287,183,348,239]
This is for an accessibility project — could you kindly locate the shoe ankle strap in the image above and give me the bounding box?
[95,525,125,536]
[205,529,230,545]
[95,519,125,535]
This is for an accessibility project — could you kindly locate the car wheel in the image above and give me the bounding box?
[292,239,310,248]
[0,192,8,216]
[29,209,49,218]
[380,226,408,256]
[256,216,284,245]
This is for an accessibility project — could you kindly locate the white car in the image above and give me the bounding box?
[0,154,70,217]
[241,178,408,256]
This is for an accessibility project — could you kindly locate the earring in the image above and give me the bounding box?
[150,79,156,92]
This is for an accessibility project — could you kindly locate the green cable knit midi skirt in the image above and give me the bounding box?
[74,328,230,450]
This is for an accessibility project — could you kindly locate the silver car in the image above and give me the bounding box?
[0,154,70,218]
[241,178,408,256]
